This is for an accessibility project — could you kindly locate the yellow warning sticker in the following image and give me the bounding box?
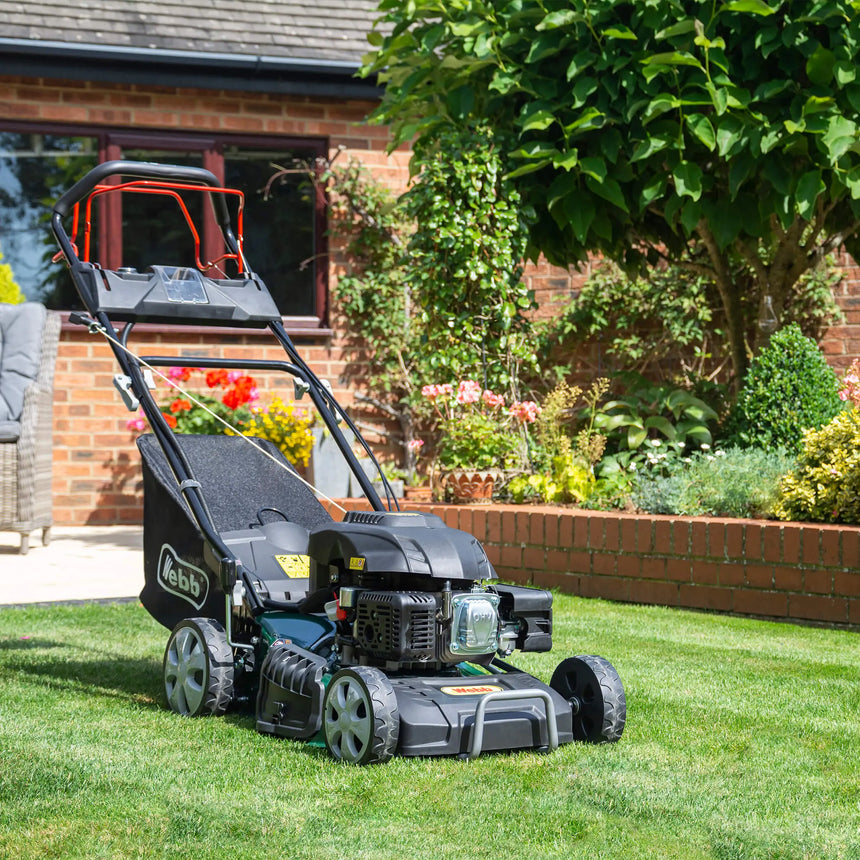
[441,684,503,696]
[275,554,310,579]
[349,556,366,571]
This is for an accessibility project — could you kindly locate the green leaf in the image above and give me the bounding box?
[835,61,856,86]
[505,159,553,179]
[563,194,595,245]
[552,149,579,171]
[806,45,836,86]
[795,170,825,220]
[723,0,775,14]
[579,156,607,182]
[716,116,744,157]
[446,85,474,118]
[564,194,595,244]
[603,25,637,40]
[685,114,716,150]
[643,52,704,69]
[536,9,579,30]
[673,162,703,201]
[520,109,557,132]
[802,95,835,116]
[585,175,629,212]
[656,20,698,40]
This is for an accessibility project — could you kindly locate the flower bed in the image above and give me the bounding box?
[329,499,860,627]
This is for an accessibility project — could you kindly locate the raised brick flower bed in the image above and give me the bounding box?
[332,500,860,626]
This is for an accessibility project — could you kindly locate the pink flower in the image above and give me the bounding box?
[227,370,244,384]
[126,410,146,432]
[482,390,505,409]
[510,400,541,424]
[407,439,425,452]
[421,383,453,400]
[166,366,192,382]
[456,379,482,405]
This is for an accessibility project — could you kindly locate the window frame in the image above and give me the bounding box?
[0,121,330,328]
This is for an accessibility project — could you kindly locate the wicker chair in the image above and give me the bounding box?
[0,304,60,554]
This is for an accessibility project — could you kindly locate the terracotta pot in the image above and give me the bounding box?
[444,470,496,504]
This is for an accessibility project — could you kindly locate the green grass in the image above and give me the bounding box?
[0,598,858,860]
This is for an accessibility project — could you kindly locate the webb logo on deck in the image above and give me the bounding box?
[157,544,209,610]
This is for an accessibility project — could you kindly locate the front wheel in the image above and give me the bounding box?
[163,618,234,717]
[550,655,626,743]
[323,667,399,765]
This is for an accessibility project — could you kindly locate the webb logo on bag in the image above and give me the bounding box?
[157,544,209,610]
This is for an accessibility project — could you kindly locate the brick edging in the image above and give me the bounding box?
[331,501,860,626]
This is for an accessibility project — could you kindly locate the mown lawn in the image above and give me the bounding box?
[0,596,857,859]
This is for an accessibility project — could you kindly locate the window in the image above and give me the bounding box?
[0,126,327,322]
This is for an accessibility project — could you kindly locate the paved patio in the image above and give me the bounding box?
[0,526,143,607]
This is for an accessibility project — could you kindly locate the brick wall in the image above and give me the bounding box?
[366,502,860,627]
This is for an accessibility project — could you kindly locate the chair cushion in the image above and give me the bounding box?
[0,302,46,424]
[0,419,20,442]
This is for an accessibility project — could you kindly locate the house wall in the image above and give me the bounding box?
[4,75,860,526]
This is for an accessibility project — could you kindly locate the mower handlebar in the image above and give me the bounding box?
[52,160,230,226]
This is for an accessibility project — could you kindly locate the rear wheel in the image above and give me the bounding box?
[163,618,234,717]
[323,667,399,764]
[550,655,626,743]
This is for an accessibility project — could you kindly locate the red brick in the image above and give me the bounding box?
[672,521,690,556]
[470,508,488,541]
[573,514,589,548]
[616,556,639,579]
[588,516,605,550]
[745,523,763,561]
[487,510,502,543]
[604,518,620,551]
[690,521,708,557]
[835,570,860,597]
[707,521,725,559]
[802,528,821,565]
[497,567,531,586]
[620,519,637,553]
[567,550,592,573]
[581,575,629,602]
[782,524,802,564]
[547,549,572,573]
[654,520,673,554]
[628,579,678,607]
[726,522,744,559]
[842,528,860,569]
[849,598,860,625]
[640,557,666,580]
[719,563,745,587]
[544,513,559,549]
[593,552,616,576]
[821,529,840,567]
[789,594,848,623]
[559,513,574,547]
[804,569,833,595]
[692,560,721,585]
[501,510,517,543]
[534,570,579,593]
[666,558,692,582]
[680,584,733,612]
[733,590,787,618]
[515,511,531,544]
[637,520,654,553]
[523,547,546,570]
[500,545,522,568]
[745,563,773,589]
[485,544,501,566]
[774,566,803,592]
[762,525,782,563]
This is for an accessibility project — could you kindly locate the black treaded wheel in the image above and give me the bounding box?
[323,666,400,765]
[163,618,235,717]
[550,655,626,743]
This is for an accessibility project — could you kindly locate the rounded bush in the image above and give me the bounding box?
[774,410,860,524]
[725,324,842,455]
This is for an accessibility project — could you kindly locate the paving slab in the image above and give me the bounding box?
[0,526,144,607]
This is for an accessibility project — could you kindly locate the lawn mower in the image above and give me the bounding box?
[51,160,626,763]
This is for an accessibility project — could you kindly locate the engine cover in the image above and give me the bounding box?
[353,591,438,663]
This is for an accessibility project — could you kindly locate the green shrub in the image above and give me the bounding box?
[632,447,795,519]
[0,243,24,304]
[724,324,842,455]
[774,410,860,524]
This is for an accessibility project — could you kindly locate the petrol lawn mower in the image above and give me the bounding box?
[51,160,626,763]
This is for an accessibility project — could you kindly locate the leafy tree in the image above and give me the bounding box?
[362,0,860,382]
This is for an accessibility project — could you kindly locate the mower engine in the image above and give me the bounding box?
[307,510,553,672]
